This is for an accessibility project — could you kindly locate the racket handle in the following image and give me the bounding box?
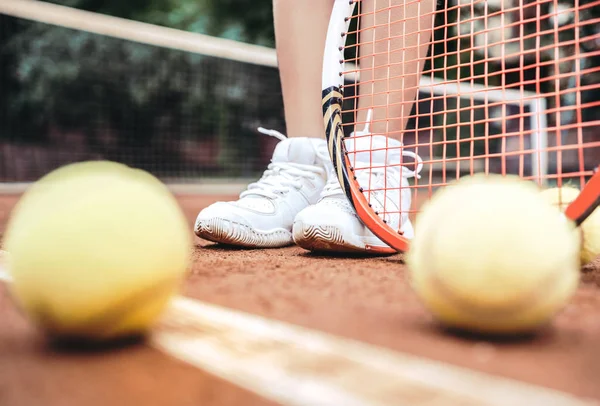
[565,166,600,227]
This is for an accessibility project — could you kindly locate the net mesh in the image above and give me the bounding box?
[1,0,598,196]
[341,0,599,198]
[0,9,285,183]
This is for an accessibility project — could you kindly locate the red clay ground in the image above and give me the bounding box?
[1,194,600,405]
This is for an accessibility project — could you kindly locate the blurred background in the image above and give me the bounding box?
[0,0,284,182]
[0,0,598,183]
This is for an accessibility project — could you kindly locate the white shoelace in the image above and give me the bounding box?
[253,122,423,202]
[322,108,424,199]
[240,128,328,200]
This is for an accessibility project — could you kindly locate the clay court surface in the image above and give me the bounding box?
[1,193,600,405]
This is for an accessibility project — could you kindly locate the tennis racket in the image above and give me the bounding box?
[321,0,600,253]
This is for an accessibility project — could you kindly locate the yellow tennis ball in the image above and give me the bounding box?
[407,174,580,335]
[539,185,581,211]
[3,161,192,342]
[540,186,600,266]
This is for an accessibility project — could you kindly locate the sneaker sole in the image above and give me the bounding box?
[195,218,293,248]
[293,222,396,255]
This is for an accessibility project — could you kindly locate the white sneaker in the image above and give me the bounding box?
[293,126,423,254]
[195,128,331,248]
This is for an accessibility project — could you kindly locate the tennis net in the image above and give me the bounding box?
[0,0,285,184]
[0,0,598,187]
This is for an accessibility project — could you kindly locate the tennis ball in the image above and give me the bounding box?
[3,161,192,343]
[407,174,580,335]
[540,186,600,266]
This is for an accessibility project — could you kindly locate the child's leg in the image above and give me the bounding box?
[273,0,336,139]
[272,0,435,141]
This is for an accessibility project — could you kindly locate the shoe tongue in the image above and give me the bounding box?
[271,138,318,165]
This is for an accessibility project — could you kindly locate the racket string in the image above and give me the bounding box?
[345,135,424,227]
[324,0,599,249]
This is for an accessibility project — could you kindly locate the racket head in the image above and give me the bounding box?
[321,0,600,253]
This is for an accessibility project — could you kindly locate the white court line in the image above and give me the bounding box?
[0,251,10,282]
[0,252,595,405]
[0,258,596,405]
[0,264,596,405]
[0,268,9,282]
[152,297,598,406]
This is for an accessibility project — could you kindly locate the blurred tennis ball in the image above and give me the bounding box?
[3,161,192,343]
[540,186,600,266]
[540,185,581,211]
[407,174,580,335]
